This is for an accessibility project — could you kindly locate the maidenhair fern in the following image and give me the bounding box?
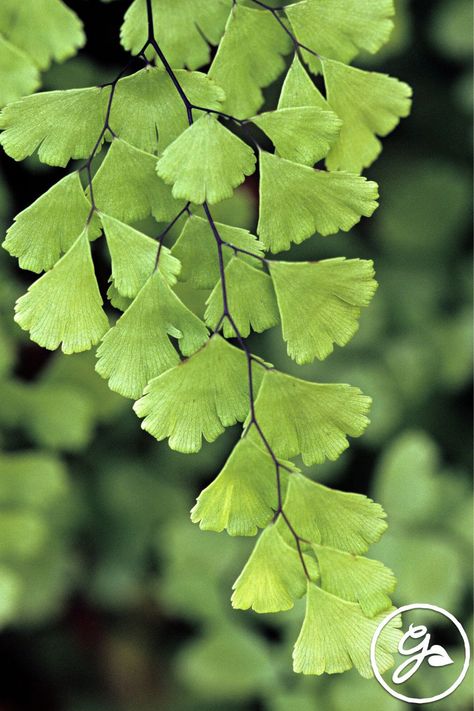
[0,0,412,677]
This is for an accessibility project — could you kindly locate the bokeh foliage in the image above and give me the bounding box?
[0,0,471,709]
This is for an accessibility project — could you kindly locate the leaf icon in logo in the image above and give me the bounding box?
[427,645,454,668]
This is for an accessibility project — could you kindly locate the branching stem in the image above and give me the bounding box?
[141,0,310,578]
[154,203,190,270]
[78,0,311,578]
[222,242,267,263]
[249,0,321,60]
[82,55,144,221]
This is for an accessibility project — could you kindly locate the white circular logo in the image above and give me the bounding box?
[370,603,471,704]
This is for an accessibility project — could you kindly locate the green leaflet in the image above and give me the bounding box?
[251,370,371,465]
[258,151,379,253]
[156,114,256,205]
[250,107,341,166]
[100,213,181,298]
[0,87,108,166]
[110,67,225,153]
[191,437,286,536]
[134,335,262,452]
[278,55,329,112]
[205,258,279,338]
[0,37,39,108]
[3,172,99,273]
[0,0,85,70]
[106,282,132,312]
[269,258,378,363]
[14,228,108,354]
[209,4,291,119]
[323,58,413,173]
[286,0,394,70]
[91,138,184,223]
[171,215,264,289]
[231,524,316,613]
[312,543,395,617]
[293,583,401,677]
[121,0,232,70]
[96,271,208,399]
[282,473,387,554]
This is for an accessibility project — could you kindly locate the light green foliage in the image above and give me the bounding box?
[323,59,412,172]
[205,258,279,338]
[282,474,387,553]
[209,4,291,118]
[232,524,315,613]
[14,228,108,353]
[156,114,256,204]
[0,0,85,71]
[100,213,180,297]
[0,0,414,682]
[191,437,285,536]
[258,151,379,252]
[312,544,395,616]
[278,55,329,112]
[121,0,232,70]
[92,138,183,222]
[106,282,132,312]
[96,271,208,399]
[4,172,97,273]
[171,215,264,289]
[111,67,225,153]
[250,107,341,166]
[270,258,377,363]
[0,87,108,165]
[134,336,262,452]
[293,583,401,677]
[0,0,84,108]
[0,38,39,108]
[251,370,371,465]
[286,0,395,70]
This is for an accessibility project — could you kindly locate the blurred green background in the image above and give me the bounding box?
[0,1,472,709]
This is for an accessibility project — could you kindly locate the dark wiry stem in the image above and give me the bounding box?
[221,241,267,263]
[81,55,145,222]
[143,0,311,578]
[146,0,193,124]
[154,203,190,270]
[202,201,308,575]
[190,105,245,124]
[249,0,320,61]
